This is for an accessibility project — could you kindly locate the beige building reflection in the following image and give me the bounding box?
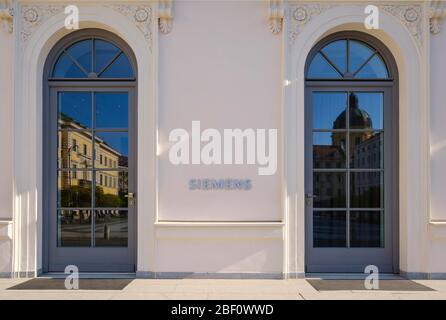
[58,115,121,195]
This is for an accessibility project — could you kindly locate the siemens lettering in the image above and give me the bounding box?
[189,179,252,191]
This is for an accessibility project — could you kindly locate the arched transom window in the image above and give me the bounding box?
[306,39,390,80]
[51,37,134,79]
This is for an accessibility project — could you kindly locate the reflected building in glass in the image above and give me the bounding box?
[58,114,123,199]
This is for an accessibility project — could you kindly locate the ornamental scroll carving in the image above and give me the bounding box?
[287,3,425,50]
[288,4,332,43]
[21,5,64,42]
[380,5,424,49]
[19,3,154,52]
[107,5,153,51]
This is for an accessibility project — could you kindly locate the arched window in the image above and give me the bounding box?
[304,32,398,273]
[50,37,135,79]
[43,29,137,273]
[306,38,390,80]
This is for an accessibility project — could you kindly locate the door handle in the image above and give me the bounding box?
[305,193,317,206]
[125,192,136,206]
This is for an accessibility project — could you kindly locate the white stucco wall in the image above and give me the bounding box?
[158,0,282,222]
[1,0,446,278]
[430,29,446,222]
[0,25,13,276]
[0,29,13,220]
[428,27,446,276]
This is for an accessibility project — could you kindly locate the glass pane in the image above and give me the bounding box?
[355,55,388,79]
[313,132,346,169]
[350,211,383,247]
[95,93,129,129]
[348,40,374,74]
[313,172,346,208]
[58,209,91,247]
[349,93,383,130]
[58,170,92,208]
[95,210,128,247]
[95,39,121,74]
[53,53,86,78]
[350,131,383,169]
[65,40,92,74]
[95,171,128,208]
[100,53,133,78]
[95,132,128,169]
[58,92,92,129]
[307,53,341,79]
[321,40,347,74]
[312,92,347,129]
[58,131,93,169]
[313,211,346,247]
[350,172,383,208]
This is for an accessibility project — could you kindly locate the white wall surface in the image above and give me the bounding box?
[0,30,13,220]
[158,0,282,221]
[428,27,446,275]
[430,30,446,222]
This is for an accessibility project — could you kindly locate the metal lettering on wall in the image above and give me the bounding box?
[189,179,252,191]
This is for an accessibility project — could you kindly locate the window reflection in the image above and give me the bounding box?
[58,209,91,247]
[350,132,383,169]
[57,91,130,248]
[95,171,128,208]
[313,211,346,247]
[313,132,346,169]
[95,210,128,247]
[349,93,383,130]
[313,172,346,208]
[350,172,383,208]
[58,171,92,208]
[95,93,129,129]
[58,92,92,129]
[312,92,347,129]
[350,211,383,247]
[95,132,128,169]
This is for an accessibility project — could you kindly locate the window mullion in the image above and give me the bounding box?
[91,92,96,248]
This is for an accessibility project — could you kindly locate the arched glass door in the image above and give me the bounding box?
[305,33,398,273]
[43,30,137,272]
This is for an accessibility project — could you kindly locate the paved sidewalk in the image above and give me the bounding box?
[0,279,446,300]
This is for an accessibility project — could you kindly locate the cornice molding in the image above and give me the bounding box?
[268,0,284,35]
[0,0,13,33]
[158,0,172,34]
[429,0,446,34]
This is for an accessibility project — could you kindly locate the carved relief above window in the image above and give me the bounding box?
[0,0,13,33]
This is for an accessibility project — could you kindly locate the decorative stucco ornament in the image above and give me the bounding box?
[380,5,424,49]
[429,0,446,34]
[268,0,284,35]
[0,0,13,33]
[21,5,64,43]
[107,5,153,51]
[158,0,173,34]
[134,8,150,23]
[288,4,332,43]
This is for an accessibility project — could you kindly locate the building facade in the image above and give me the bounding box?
[0,0,446,278]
